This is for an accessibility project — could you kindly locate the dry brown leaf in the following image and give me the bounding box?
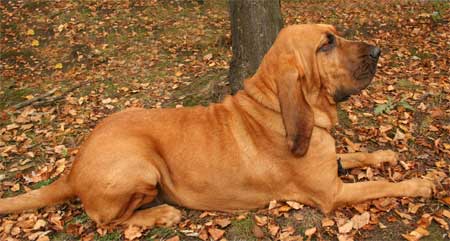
[286,201,303,210]
[214,218,231,228]
[278,205,292,212]
[402,226,429,241]
[268,222,280,236]
[408,203,424,214]
[351,212,370,230]
[395,210,413,220]
[198,228,208,241]
[254,215,268,226]
[433,216,449,230]
[166,235,180,241]
[268,200,278,210]
[208,228,225,241]
[442,209,450,219]
[338,234,354,241]
[352,202,369,213]
[441,197,450,205]
[338,221,353,234]
[36,235,50,241]
[417,214,432,228]
[33,219,47,230]
[123,225,142,240]
[321,217,335,227]
[305,227,317,236]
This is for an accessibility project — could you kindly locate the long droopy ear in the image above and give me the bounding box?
[276,55,314,157]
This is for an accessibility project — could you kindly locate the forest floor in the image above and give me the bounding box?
[0,0,449,240]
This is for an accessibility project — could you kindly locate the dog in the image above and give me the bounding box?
[0,24,434,228]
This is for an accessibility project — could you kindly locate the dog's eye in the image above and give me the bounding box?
[319,33,335,52]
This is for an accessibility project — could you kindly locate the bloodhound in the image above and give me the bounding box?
[0,24,434,228]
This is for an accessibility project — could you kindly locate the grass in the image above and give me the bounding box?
[70,212,90,225]
[226,216,256,241]
[51,232,78,241]
[95,231,122,241]
[396,79,419,91]
[144,227,178,240]
[31,178,55,189]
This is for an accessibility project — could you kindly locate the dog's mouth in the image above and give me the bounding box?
[333,87,359,102]
[334,60,377,103]
[353,57,378,84]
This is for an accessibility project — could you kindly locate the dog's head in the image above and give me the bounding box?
[255,24,380,157]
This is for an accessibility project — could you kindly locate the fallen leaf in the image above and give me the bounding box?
[286,201,303,210]
[32,39,39,47]
[124,225,142,240]
[55,63,63,69]
[268,223,280,236]
[351,212,370,229]
[321,217,335,227]
[395,210,413,220]
[254,215,268,226]
[338,234,354,241]
[402,226,429,241]
[442,210,450,219]
[36,236,50,241]
[268,200,278,210]
[166,236,180,241]
[408,203,424,214]
[26,29,35,36]
[214,218,231,228]
[278,205,292,212]
[441,197,450,205]
[338,221,353,234]
[305,227,317,236]
[208,228,225,241]
[433,216,449,230]
[33,219,47,230]
[203,53,213,61]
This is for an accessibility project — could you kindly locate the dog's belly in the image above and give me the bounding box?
[156,128,337,211]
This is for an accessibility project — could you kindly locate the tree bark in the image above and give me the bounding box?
[228,0,283,94]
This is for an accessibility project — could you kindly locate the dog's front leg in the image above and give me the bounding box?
[337,150,397,169]
[333,178,434,208]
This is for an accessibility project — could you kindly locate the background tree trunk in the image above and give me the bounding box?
[228,0,283,94]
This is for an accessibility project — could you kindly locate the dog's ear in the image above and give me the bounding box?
[276,56,314,157]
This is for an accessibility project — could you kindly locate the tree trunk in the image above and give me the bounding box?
[228,0,283,94]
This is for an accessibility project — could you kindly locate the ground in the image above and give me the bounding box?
[0,0,449,240]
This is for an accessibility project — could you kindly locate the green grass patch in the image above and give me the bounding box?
[51,232,78,241]
[94,231,121,241]
[226,216,256,241]
[0,85,36,110]
[31,178,55,189]
[144,227,178,240]
[395,79,419,91]
[71,212,90,225]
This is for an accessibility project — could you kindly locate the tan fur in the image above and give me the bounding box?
[0,24,434,228]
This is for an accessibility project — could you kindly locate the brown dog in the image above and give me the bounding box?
[0,24,434,228]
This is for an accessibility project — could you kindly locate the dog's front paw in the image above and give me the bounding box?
[404,178,435,198]
[154,205,182,227]
[372,150,398,167]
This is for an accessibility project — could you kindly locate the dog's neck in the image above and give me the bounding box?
[243,73,281,112]
[242,74,337,131]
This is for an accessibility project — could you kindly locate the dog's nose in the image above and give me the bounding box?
[370,46,381,59]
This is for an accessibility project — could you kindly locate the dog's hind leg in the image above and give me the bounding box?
[337,150,397,169]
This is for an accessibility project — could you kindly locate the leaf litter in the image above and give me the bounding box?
[0,0,449,240]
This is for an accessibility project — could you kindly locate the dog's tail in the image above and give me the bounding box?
[0,175,75,214]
